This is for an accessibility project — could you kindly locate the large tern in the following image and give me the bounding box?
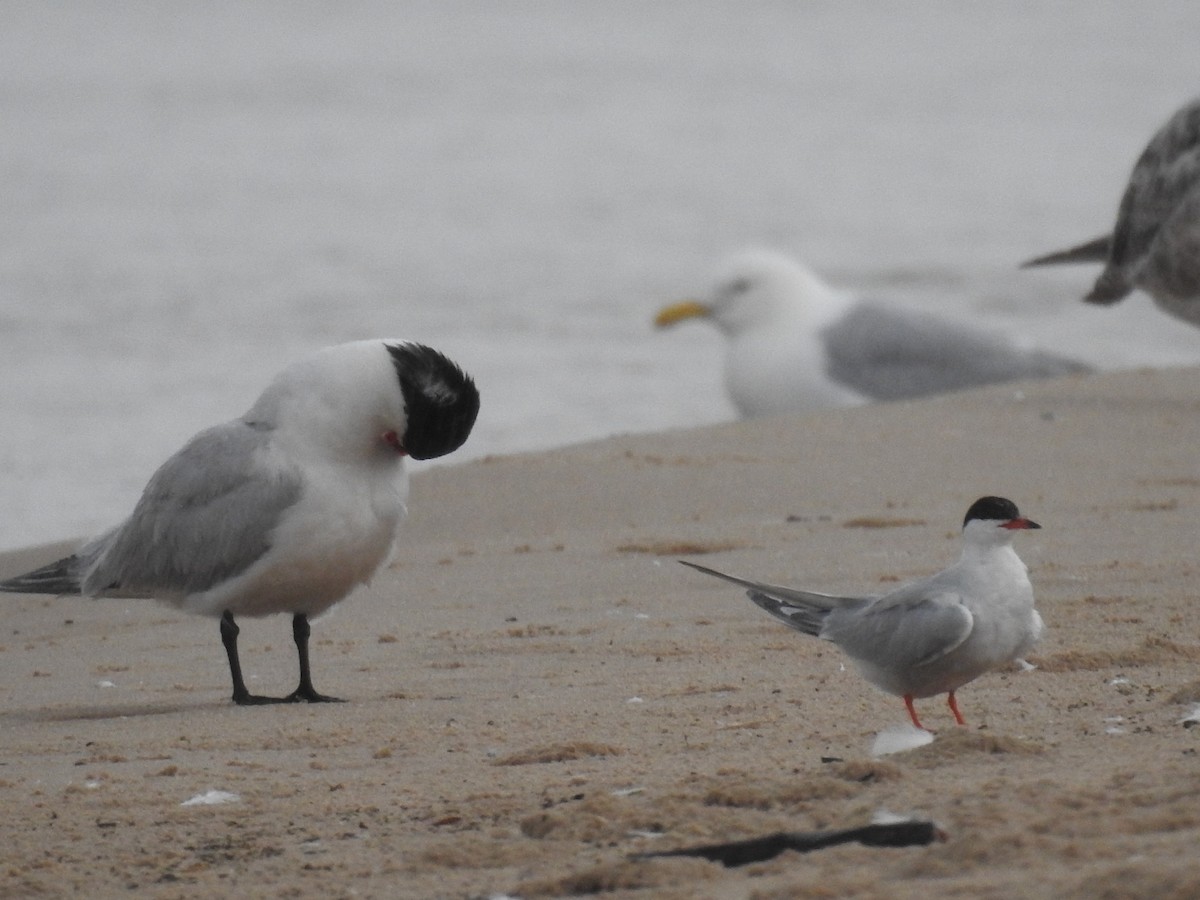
[655,250,1090,418]
[680,496,1044,730]
[1023,95,1200,328]
[0,340,479,705]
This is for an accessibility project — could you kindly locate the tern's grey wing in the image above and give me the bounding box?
[820,302,1090,401]
[82,421,303,598]
[823,587,974,670]
[1091,98,1200,304]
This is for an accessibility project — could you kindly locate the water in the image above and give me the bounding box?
[2,2,1198,550]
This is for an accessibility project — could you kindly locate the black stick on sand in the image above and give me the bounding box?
[631,821,943,868]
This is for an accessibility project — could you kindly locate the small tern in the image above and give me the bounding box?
[656,250,1090,418]
[0,340,479,706]
[1023,95,1200,328]
[680,496,1044,730]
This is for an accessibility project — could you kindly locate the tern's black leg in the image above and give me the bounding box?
[220,611,291,706]
[283,613,344,703]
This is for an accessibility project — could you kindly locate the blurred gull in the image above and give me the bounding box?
[1024,96,1200,329]
[680,496,1044,731]
[655,250,1090,418]
[0,340,479,705]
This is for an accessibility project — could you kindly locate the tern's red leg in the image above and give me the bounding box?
[946,692,966,726]
[903,694,925,730]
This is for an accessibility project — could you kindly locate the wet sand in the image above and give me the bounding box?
[2,366,1199,899]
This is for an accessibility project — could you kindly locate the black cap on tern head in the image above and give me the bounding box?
[963,496,1040,530]
[386,343,480,460]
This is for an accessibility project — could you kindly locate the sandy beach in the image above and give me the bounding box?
[2,366,1199,899]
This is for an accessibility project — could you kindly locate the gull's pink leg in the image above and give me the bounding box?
[947,691,966,726]
[904,694,925,730]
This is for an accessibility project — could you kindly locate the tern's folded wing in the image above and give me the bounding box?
[825,591,974,670]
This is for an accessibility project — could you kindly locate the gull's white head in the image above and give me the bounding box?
[655,249,848,338]
[655,250,864,416]
[245,340,479,463]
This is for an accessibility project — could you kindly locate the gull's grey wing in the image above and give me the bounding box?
[1090,97,1200,304]
[0,552,89,594]
[822,581,974,669]
[1019,98,1200,313]
[1133,187,1200,321]
[1021,234,1111,268]
[81,420,303,598]
[820,302,1090,401]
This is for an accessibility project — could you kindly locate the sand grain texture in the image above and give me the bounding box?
[1,367,1199,898]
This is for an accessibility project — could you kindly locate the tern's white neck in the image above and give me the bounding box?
[957,520,1026,570]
